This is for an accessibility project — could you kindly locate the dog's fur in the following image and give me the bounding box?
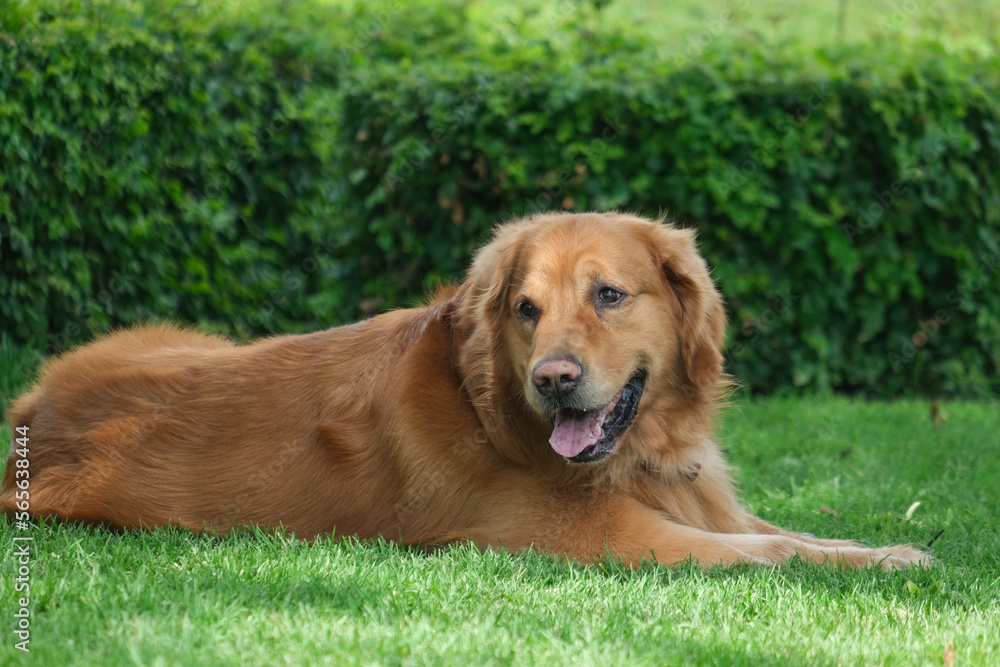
[1,212,931,569]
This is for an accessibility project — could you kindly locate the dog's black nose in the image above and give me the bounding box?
[532,357,582,397]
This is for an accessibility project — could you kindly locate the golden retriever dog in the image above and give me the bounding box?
[2,212,931,569]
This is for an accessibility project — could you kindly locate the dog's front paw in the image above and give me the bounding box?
[873,544,935,571]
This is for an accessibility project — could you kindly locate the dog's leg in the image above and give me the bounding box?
[629,501,934,569]
[746,514,864,547]
[522,497,935,570]
[743,514,934,567]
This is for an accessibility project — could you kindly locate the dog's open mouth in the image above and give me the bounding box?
[548,369,646,463]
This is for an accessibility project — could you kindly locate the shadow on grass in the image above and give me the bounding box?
[16,516,991,614]
[7,516,996,664]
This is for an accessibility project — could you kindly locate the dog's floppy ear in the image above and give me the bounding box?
[448,221,529,399]
[453,222,526,337]
[445,221,544,466]
[648,223,727,391]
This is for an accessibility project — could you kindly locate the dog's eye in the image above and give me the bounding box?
[518,300,539,320]
[597,287,624,306]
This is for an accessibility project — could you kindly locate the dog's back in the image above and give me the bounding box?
[0,321,437,537]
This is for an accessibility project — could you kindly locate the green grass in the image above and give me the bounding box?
[3,2,996,661]
[1,345,998,665]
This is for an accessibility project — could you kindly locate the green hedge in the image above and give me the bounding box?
[0,0,354,345]
[1,0,998,397]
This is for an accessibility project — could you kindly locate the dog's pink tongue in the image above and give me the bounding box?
[549,410,602,458]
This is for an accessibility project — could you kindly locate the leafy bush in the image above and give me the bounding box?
[1,0,998,397]
[0,0,354,346]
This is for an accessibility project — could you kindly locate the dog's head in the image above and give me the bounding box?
[454,212,726,464]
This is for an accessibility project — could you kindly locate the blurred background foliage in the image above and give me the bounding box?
[0,0,997,397]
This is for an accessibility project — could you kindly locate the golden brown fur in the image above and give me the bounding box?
[1,212,931,569]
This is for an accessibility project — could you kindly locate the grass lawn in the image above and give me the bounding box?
[3,1,996,663]
[1,346,998,665]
